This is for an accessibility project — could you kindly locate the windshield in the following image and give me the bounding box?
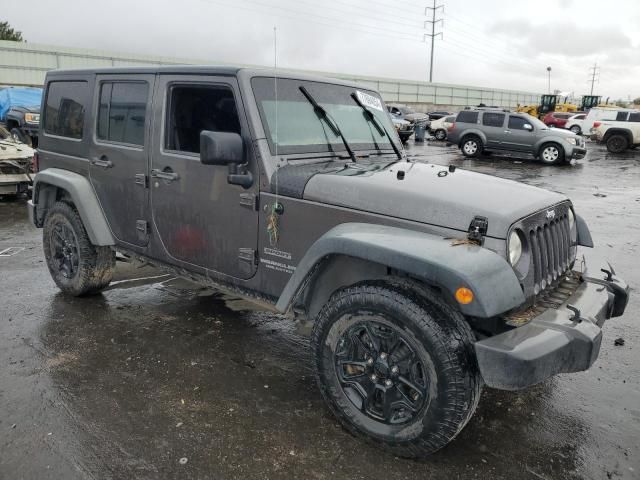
[252,77,399,155]
[523,114,548,129]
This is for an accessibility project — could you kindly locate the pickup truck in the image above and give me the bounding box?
[592,111,640,153]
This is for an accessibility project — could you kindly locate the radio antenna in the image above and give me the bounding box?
[267,25,281,246]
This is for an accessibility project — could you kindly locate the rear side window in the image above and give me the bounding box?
[165,84,240,154]
[628,112,640,122]
[456,111,478,123]
[575,114,586,120]
[482,112,505,127]
[616,111,628,121]
[445,116,455,122]
[97,82,148,146]
[44,81,87,139]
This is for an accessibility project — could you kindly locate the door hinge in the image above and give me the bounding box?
[238,248,257,265]
[136,220,148,242]
[239,193,258,210]
[135,173,148,188]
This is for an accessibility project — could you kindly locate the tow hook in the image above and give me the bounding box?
[566,304,584,323]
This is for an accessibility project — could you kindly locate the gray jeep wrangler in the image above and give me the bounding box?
[28,67,629,457]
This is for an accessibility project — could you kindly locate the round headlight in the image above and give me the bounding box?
[508,230,523,266]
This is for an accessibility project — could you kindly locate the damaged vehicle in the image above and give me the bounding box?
[0,86,43,147]
[0,126,34,196]
[28,67,629,458]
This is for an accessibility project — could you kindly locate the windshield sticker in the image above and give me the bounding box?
[356,91,383,112]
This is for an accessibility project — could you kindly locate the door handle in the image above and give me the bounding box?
[151,168,179,182]
[91,156,113,168]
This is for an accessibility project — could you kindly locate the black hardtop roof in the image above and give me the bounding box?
[45,65,366,90]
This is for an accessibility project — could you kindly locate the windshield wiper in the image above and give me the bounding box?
[350,93,403,161]
[299,86,357,163]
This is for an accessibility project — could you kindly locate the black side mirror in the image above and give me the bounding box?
[200,131,253,188]
[200,131,244,165]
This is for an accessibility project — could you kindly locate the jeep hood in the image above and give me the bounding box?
[302,161,567,238]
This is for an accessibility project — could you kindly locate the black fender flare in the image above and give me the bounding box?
[32,168,115,246]
[275,223,525,318]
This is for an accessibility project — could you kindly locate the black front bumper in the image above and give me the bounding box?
[571,146,587,159]
[475,268,629,390]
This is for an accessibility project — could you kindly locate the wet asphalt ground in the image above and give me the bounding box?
[1,140,638,480]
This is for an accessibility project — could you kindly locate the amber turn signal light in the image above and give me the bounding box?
[455,287,474,304]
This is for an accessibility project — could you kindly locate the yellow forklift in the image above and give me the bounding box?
[516,94,578,119]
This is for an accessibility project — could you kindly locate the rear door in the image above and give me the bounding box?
[480,112,506,148]
[148,75,259,279]
[89,74,154,247]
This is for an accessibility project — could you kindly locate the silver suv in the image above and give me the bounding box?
[447,109,587,165]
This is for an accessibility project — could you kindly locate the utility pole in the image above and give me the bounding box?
[424,0,443,83]
[588,63,599,95]
[546,66,552,93]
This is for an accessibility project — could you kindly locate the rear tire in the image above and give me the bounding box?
[43,201,115,296]
[538,143,564,165]
[460,135,482,158]
[312,281,481,458]
[606,134,629,153]
[434,129,447,141]
[569,125,581,134]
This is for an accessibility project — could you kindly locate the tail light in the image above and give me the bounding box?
[593,122,601,128]
[32,150,39,173]
[448,122,456,132]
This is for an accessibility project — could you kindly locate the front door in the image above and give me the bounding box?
[149,75,259,279]
[503,115,536,152]
[89,74,155,246]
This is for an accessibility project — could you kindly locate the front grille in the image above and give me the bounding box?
[515,202,575,299]
[529,213,572,293]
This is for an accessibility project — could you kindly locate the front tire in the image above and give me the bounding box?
[10,127,32,147]
[539,143,564,165]
[606,134,629,153]
[43,201,115,296]
[312,281,481,458]
[460,135,482,157]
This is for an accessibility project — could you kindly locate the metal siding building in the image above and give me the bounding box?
[0,40,541,108]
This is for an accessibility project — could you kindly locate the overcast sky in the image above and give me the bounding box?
[4,0,640,99]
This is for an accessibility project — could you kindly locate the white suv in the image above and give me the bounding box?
[593,110,640,152]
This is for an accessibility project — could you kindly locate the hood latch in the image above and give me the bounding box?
[467,216,488,245]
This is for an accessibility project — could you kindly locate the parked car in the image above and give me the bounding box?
[427,110,453,121]
[29,66,628,458]
[387,103,430,128]
[429,114,456,141]
[542,111,575,129]
[565,113,587,134]
[0,87,43,147]
[0,126,34,196]
[592,111,640,152]
[447,108,586,164]
[388,112,414,143]
[582,107,637,136]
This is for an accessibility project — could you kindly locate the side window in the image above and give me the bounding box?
[165,84,240,154]
[482,112,505,127]
[44,81,87,139]
[508,116,531,130]
[576,114,586,120]
[616,111,628,121]
[445,116,455,122]
[97,82,149,146]
[456,111,478,123]
[629,112,640,122]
